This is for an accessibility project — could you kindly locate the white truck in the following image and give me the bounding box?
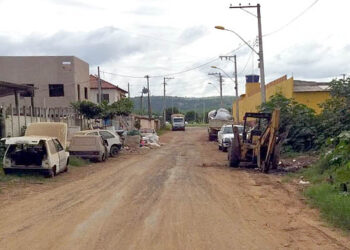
[208,108,234,141]
[171,114,185,131]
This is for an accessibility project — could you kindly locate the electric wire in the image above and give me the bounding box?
[264,0,320,37]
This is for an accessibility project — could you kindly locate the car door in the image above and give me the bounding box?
[218,127,224,145]
[47,139,59,172]
[53,139,67,171]
[98,131,115,152]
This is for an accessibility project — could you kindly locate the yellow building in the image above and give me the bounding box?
[233,75,330,122]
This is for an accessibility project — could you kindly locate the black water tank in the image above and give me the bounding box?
[246,75,259,83]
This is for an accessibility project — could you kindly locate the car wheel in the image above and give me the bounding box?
[218,144,222,150]
[110,145,120,157]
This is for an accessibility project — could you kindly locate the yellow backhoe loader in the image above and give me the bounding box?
[228,109,280,173]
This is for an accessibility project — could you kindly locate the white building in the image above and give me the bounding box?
[89,75,128,104]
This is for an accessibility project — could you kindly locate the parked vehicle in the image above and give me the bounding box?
[217,125,243,152]
[69,135,108,162]
[228,109,280,173]
[208,109,234,141]
[171,114,185,131]
[2,122,69,177]
[75,129,122,157]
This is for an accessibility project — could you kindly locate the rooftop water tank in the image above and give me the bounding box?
[246,75,259,83]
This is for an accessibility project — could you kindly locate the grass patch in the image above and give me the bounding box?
[304,183,350,230]
[69,156,90,167]
[0,164,47,184]
[157,124,171,136]
[186,123,208,127]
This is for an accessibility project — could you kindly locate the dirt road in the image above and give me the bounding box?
[0,127,349,250]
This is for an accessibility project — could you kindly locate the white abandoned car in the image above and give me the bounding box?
[75,129,122,157]
[2,122,69,177]
[69,135,108,162]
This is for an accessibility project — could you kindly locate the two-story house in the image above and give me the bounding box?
[0,56,90,108]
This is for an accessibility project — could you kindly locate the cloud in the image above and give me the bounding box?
[0,26,158,66]
[128,6,163,16]
[267,42,350,79]
[48,0,103,9]
[178,26,208,44]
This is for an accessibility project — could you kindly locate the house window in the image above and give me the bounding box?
[49,84,64,97]
[77,84,81,101]
[84,87,88,99]
[97,93,110,103]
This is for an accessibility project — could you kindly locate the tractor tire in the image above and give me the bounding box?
[228,139,240,168]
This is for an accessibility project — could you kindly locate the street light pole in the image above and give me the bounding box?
[208,73,223,107]
[217,56,240,123]
[227,3,266,103]
[256,4,266,103]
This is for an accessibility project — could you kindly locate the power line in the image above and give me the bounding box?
[101,42,250,79]
[264,0,320,37]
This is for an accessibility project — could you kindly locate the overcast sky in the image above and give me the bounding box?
[0,0,348,97]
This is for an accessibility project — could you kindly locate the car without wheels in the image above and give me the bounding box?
[2,122,69,177]
[69,135,108,162]
[75,129,122,157]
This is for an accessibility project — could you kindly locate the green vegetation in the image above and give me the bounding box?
[296,132,350,230]
[259,93,317,152]
[71,98,134,119]
[131,96,235,115]
[261,78,350,230]
[69,156,90,167]
[156,124,171,136]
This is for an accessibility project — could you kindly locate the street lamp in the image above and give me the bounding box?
[215,25,266,104]
[211,65,239,123]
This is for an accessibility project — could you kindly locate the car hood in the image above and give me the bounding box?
[25,122,67,148]
[222,134,234,139]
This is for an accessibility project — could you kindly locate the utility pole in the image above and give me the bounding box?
[97,66,102,104]
[230,3,266,103]
[145,75,152,120]
[127,82,130,98]
[163,77,174,126]
[202,102,205,123]
[140,91,143,115]
[219,55,239,122]
[208,72,223,107]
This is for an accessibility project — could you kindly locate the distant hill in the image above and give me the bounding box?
[131,96,236,114]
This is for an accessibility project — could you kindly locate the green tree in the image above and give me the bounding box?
[259,93,317,151]
[185,110,197,122]
[317,78,350,143]
[165,107,180,121]
[71,100,102,119]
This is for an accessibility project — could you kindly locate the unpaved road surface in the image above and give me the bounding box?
[0,127,349,250]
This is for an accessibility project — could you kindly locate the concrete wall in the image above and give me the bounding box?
[0,56,89,108]
[293,91,330,113]
[233,76,331,122]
